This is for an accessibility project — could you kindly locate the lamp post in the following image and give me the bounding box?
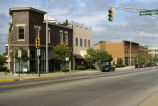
[46,0,49,72]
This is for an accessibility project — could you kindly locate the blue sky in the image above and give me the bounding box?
[0,0,158,54]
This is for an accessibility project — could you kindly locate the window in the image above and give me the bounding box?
[35,27,40,38]
[18,27,24,40]
[84,39,87,47]
[76,38,78,46]
[60,31,63,44]
[80,38,82,47]
[64,32,68,45]
[88,40,90,47]
[48,29,50,43]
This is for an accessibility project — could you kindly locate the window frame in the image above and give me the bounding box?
[64,31,68,45]
[84,39,87,47]
[88,40,90,47]
[59,30,63,44]
[76,38,78,46]
[48,28,51,43]
[34,26,41,39]
[17,25,25,41]
[80,38,83,47]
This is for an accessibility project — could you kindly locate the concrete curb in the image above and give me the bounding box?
[19,76,56,81]
[0,76,57,82]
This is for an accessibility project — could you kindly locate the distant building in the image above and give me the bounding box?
[148,48,158,58]
[93,41,148,66]
[68,22,92,69]
[7,7,73,73]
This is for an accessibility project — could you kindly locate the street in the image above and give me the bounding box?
[0,67,158,106]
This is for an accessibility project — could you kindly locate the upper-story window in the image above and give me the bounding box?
[88,40,90,47]
[64,32,68,45]
[18,26,25,40]
[76,38,78,46]
[34,26,40,38]
[48,28,51,43]
[84,39,87,47]
[80,38,83,47]
[60,31,63,44]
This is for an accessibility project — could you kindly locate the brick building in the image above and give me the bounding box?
[93,41,148,66]
[7,7,73,73]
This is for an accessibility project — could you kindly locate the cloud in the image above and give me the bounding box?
[0,0,158,54]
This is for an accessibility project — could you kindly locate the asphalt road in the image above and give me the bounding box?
[1,67,158,106]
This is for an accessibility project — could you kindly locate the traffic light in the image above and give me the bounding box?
[108,8,113,22]
[35,38,40,48]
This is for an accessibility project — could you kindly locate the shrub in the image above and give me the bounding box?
[77,65,86,70]
[0,67,10,72]
[115,64,125,68]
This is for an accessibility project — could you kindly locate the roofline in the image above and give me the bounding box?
[122,40,139,45]
[43,21,73,29]
[9,7,46,15]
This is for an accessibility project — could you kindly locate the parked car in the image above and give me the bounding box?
[101,64,115,72]
[147,63,153,67]
[135,63,143,68]
[141,63,147,67]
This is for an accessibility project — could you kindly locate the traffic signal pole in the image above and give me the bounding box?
[35,38,40,77]
[37,48,40,77]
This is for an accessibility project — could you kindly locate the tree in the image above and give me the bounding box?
[115,58,125,68]
[51,44,73,71]
[136,54,153,63]
[11,47,29,74]
[0,54,7,68]
[11,47,29,62]
[98,40,106,44]
[85,48,113,69]
[117,58,123,64]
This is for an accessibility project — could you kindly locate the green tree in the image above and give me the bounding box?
[115,58,125,68]
[136,54,145,63]
[51,44,73,71]
[11,47,29,62]
[11,47,29,74]
[98,40,106,44]
[85,48,113,69]
[117,58,123,64]
[0,54,7,68]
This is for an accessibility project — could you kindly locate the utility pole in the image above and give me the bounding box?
[46,0,49,72]
[130,41,132,66]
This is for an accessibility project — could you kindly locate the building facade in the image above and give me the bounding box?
[93,41,148,66]
[68,23,92,69]
[7,7,73,73]
[148,48,158,58]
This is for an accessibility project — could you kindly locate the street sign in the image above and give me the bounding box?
[18,50,22,58]
[66,57,69,61]
[140,10,158,16]
[37,49,40,56]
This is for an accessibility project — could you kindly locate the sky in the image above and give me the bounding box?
[0,0,158,54]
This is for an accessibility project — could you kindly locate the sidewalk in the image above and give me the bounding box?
[0,66,134,82]
[139,92,158,106]
[0,70,101,82]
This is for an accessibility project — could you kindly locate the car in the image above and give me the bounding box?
[101,64,115,72]
[141,63,147,67]
[147,63,153,67]
[135,63,143,68]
